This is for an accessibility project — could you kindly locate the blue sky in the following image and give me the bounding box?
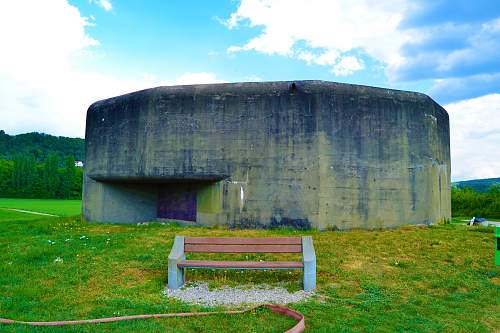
[71,0,425,94]
[72,0,393,90]
[0,0,499,180]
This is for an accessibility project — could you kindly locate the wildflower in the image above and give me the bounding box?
[54,257,63,263]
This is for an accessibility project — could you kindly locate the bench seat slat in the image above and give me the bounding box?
[178,260,304,269]
[184,244,302,253]
[185,237,302,245]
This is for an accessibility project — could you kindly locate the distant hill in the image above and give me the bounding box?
[453,177,500,192]
[0,130,85,162]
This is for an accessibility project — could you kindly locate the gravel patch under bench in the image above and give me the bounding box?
[164,282,314,306]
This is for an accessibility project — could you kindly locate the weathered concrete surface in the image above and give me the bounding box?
[83,81,450,229]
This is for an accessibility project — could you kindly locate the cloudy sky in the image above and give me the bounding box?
[0,0,499,181]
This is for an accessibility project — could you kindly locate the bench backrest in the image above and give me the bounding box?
[184,237,302,253]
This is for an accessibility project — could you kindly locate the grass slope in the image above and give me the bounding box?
[0,198,81,216]
[0,202,498,332]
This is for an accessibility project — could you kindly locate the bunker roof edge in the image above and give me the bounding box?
[86,80,447,118]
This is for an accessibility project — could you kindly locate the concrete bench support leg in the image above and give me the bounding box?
[168,236,185,289]
[302,236,316,291]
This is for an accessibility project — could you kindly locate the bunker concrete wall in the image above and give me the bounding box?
[83,81,450,229]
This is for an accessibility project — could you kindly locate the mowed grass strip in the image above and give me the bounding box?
[0,198,81,216]
[0,202,498,332]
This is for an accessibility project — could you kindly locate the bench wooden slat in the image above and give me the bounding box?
[178,260,304,269]
[184,244,302,253]
[184,237,302,245]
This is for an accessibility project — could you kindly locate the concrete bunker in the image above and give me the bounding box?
[83,81,451,229]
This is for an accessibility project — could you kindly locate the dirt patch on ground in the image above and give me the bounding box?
[490,277,500,286]
[115,267,159,287]
[342,258,365,271]
[79,276,106,301]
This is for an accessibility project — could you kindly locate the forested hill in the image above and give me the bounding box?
[453,177,500,192]
[0,130,85,162]
[0,131,85,199]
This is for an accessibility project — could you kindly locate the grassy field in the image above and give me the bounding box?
[0,200,499,332]
[0,198,81,216]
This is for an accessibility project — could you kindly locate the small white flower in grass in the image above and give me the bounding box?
[48,240,55,245]
[54,257,63,263]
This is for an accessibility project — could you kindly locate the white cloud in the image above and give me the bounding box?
[225,0,413,76]
[392,17,500,83]
[90,0,112,12]
[225,0,500,99]
[429,72,500,103]
[331,56,364,76]
[0,0,224,138]
[445,94,500,181]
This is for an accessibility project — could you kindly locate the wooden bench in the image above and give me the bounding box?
[168,236,316,291]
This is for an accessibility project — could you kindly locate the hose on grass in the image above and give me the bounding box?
[0,303,305,333]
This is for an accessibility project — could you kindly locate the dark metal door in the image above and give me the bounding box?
[157,185,197,221]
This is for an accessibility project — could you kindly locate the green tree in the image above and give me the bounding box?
[72,167,84,199]
[12,154,36,197]
[0,159,14,197]
[451,185,500,218]
[42,153,60,198]
[60,156,76,199]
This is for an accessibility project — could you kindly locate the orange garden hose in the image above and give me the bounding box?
[0,303,305,332]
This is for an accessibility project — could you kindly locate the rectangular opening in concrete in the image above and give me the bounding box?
[84,176,225,224]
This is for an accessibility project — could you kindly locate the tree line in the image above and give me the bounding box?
[451,185,500,218]
[0,130,84,162]
[0,154,83,199]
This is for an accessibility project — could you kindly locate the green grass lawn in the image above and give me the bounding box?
[0,198,81,216]
[0,200,498,332]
